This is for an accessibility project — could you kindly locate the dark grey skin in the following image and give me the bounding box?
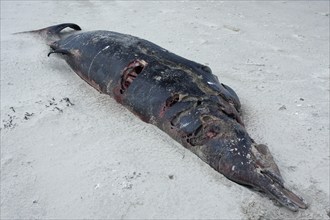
[26,23,307,211]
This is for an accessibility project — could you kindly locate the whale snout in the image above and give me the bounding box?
[218,140,308,211]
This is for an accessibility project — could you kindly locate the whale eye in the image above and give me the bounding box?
[120,59,147,94]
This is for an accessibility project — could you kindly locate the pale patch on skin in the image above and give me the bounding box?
[88,45,110,77]
[71,49,81,59]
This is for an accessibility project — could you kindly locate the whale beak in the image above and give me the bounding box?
[219,142,308,211]
[252,170,308,211]
[249,144,308,211]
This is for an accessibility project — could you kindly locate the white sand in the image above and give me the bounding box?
[1,1,329,219]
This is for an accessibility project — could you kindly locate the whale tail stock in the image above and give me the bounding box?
[13,23,81,44]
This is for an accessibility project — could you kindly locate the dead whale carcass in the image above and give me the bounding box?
[26,23,307,211]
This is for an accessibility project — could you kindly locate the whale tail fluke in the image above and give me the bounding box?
[13,23,81,44]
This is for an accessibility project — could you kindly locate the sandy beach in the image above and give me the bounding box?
[1,1,329,219]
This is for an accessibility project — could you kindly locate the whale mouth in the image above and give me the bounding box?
[121,59,147,93]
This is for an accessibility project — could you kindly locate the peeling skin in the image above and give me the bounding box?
[40,23,307,211]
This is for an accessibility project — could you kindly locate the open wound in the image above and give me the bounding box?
[120,59,147,93]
